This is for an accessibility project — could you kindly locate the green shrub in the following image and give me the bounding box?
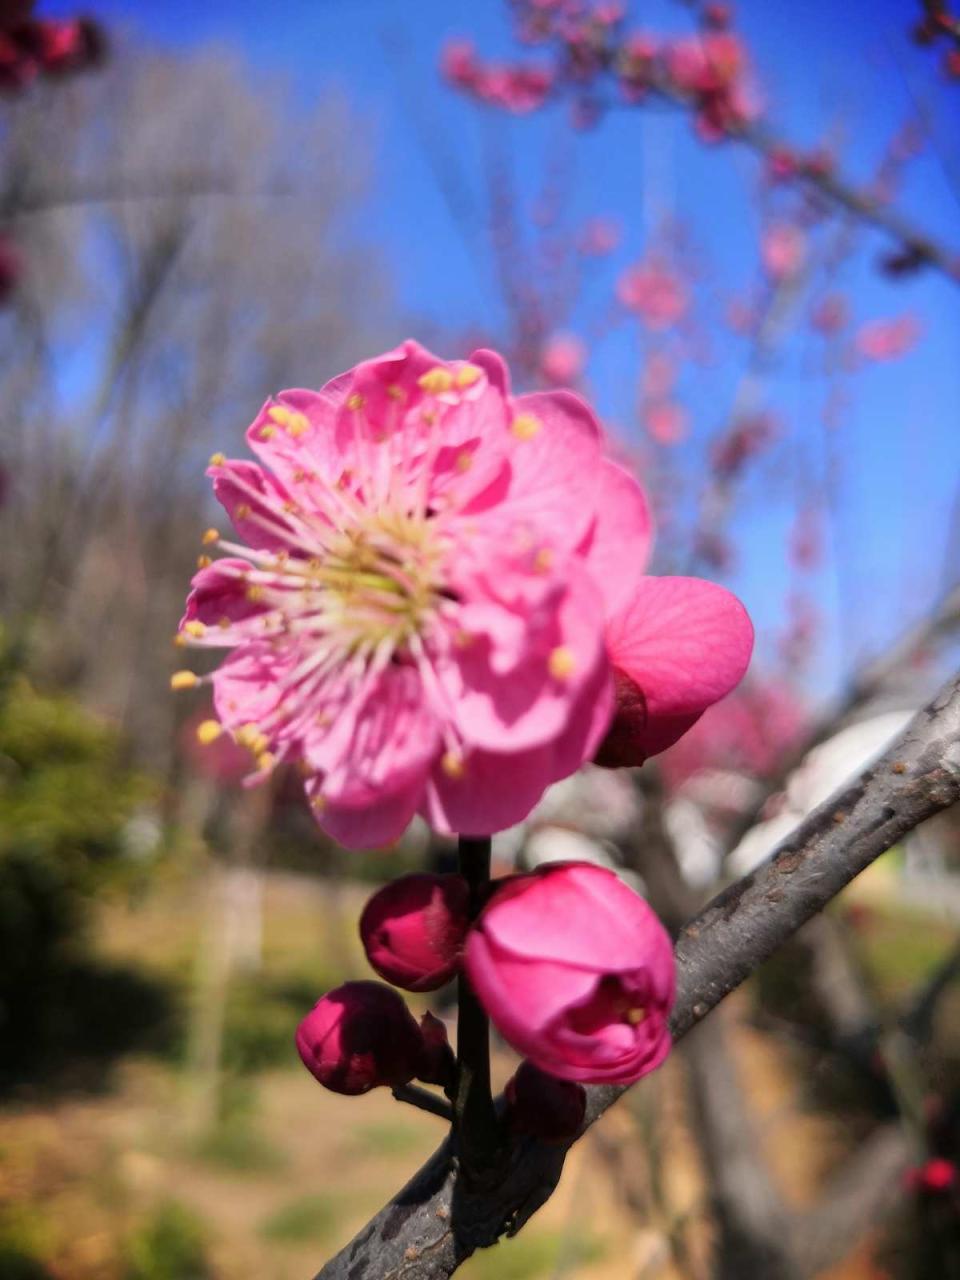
[123,1202,211,1280]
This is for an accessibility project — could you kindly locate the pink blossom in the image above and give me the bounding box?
[617,259,689,330]
[359,872,470,991]
[855,313,922,361]
[178,340,752,846]
[659,679,807,792]
[178,340,618,848]
[440,39,480,90]
[296,981,425,1095]
[443,41,554,114]
[643,400,688,445]
[539,331,587,385]
[465,861,675,1084]
[761,222,806,280]
[904,1157,958,1195]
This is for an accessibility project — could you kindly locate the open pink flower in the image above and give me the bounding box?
[178,340,616,848]
[465,862,675,1084]
[177,340,752,847]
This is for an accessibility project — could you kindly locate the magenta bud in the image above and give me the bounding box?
[360,873,470,992]
[416,1012,457,1090]
[505,1061,586,1143]
[295,981,424,1096]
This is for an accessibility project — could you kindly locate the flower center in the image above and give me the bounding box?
[306,509,447,660]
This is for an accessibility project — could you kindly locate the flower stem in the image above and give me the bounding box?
[454,834,502,1177]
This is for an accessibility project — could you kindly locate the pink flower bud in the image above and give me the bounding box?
[465,862,675,1084]
[360,873,470,992]
[417,1012,457,1090]
[505,1060,586,1142]
[295,981,424,1096]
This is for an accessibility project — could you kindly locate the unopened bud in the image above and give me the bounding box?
[360,873,470,992]
[505,1061,586,1143]
[295,981,423,1096]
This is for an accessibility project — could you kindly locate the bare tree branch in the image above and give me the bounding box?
[314,669,960,1280]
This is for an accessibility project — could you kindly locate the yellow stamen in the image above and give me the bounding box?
[386,384,405,401]
[236,503,251,519]
[418,366,454,395]
[170,670,198,690]
[202,528,219,545]
[196,720,222,745]
[183,621,206,638]
[197,554,212,569]
[209,452,226,467]
[268,405,293,426]
[625,1007,647,1026]
[347,393,365,411]
[311,794,327,812]
[256,752,275,772]
[260,424,276,440]
[511,413,542,440]
[455,451,473,472]
[548,646,576,681]
[533,547,553,573]
[455,363,482,388]
[442,750,466,780]
[246,584,264,602]
[286,411,309,437]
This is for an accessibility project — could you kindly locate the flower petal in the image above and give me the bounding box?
[603,575,754,759]
[581,460,653,618]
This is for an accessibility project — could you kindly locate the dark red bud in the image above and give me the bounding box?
[505,1060,586,1143]
[295,981,424,1096]
[360,873,470,992]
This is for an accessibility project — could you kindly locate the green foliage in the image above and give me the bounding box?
[0,675,167,1088]
[123,1202,212,1280]
[259,1194,339,1244]
[0,675,153,885]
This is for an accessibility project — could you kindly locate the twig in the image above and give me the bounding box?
[313,668,960,1280]
[394,1084,455,1123]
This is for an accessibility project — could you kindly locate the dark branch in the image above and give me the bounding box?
[393,1085,455,1123]
[315,670,960,1280]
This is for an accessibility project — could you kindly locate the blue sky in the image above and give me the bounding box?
[50,0,960,695]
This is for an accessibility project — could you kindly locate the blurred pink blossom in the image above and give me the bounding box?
[761,222,806,280]
[643,400,688,445]
[855,313,922,361]
[617,258,689,329]
[539,331,587,385]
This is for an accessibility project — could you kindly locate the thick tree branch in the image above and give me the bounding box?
[315,670,960,1280]
[723,582,960,858]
